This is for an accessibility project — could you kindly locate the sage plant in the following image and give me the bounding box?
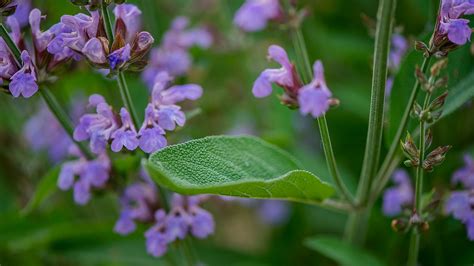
[3,0,474,265]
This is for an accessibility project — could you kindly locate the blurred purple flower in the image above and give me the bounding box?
[298,60,332,118]
[452,154,474,189]
[58,150,111,205]
[12,0,32,27]
[234,0,281,32]
[115,181,159,235]
[142,16,212,86]
[257,200,290,225]
[382,169,413,216]
[386,34,408,97]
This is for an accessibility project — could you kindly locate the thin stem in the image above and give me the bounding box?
[356,0,397,206]
[101,3,115,48]
[407,91,431,266]
[0,24,21,66]
[117,72,140,128]
[346,0,397,245]
[407,230,420,266]
[0,22,94,160]
[40,88,94,160]
[292,28,355,205]
[369,56,432,201]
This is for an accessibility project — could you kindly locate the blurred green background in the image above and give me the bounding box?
[1,0,474,265]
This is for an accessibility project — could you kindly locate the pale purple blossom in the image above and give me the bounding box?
[29,9,54,53]
[298,61,332,118]
[452,154,474,188]
[74,94,119,154]
[114,3,142,43]
[382,170,414,216]
[252,45,299,98]
[234,0,281,32]
[58,149,111,205]
[433,0,474,49]
[257,200,290,225]
[111,108,139,152]
[108,44,131,70]
[12,0,32,27]
[82,38,107,64]
[142,17,212,86]
[9,51,38,98]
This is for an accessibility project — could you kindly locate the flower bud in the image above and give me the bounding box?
[131,31,154,60]
[400,133,419,161]
[430,58,448,77]
[425,129,433,150]
[414,41,429,54]
[429,91,449,112]
[420,221,430,232]
[391,219,408,232]
[423,145,452,172]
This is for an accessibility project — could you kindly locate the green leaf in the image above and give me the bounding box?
[443,70,474,117]
[146,135,335,203]
[21,165,60,215]
[305,236,385,266]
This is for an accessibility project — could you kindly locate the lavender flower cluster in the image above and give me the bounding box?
[252,45,336,118]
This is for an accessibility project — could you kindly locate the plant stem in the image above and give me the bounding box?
[292,28,355,205]
[369,56,431,201]
[101,3,115,48]
[407,91,431,266]
[117,72,140,128]
[346,0,397,244]
[40,88,95,160]
[0,22,94,160]
[0,24,21,66]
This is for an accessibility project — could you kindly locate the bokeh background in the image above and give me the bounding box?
[1,0,474,265]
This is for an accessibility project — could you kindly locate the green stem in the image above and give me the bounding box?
[369,56,431,201]
[40,88,94,160]
[101,3,115,47]
[407,230,420,266]
[117,72,140,128]
[292,28,355,205]
[346,0,397,244]
[0,24,21,66]
[0,22,94,160]
[407,91,431,266]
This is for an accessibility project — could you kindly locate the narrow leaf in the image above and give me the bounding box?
[146,136,335,203]
[21,165,60,215]
[442,70,474,117]
[305,236,385,266]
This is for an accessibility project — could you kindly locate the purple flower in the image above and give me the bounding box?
[445,190,474,240]
[252,45,299,98]
[382,170,413,216]
[114,3,142,43]
[389,34,408,71]
[145,210,171,257]
[234,0,281,32]
[58,152,111,205]
[12,0,32,27]
[29,9,54,53]
[108,44,131,70]
[115,181,158,235]
[138,104,167,153]
[440,18,472,45]
[9,51,38,98]
[111,108,139,152]
[142,17,212,85]
[188,202,215,238]
[82,38,107,64]
[23,105,72,162]
[452,154,474,188]
[6,16,21,45]
[74,94,119,154]
[257,200,290,225]
[298,61,332,118]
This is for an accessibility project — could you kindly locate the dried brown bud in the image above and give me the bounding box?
[430,58,448,77]
[401,133,419,161]
[415,66,428,89]
[425,129,433,150]
[414,41,429,53]
[429,91,449,112]
[391,219,408,232]
[423,145,452,172]
[420,221,430,232]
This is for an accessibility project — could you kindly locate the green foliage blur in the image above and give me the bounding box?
[1,0,474,265]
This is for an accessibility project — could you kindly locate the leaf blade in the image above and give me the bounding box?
[305,236,386,266]
[147,135,335,203]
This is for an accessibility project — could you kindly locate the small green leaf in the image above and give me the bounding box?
[146,136,334,203]
[442,70,474,117]
[21,165,60,215]
[305,236,385,266]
